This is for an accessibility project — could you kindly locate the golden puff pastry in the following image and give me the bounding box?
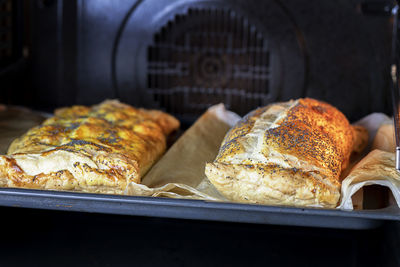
[0,100,179,194]
[205,98,367,208]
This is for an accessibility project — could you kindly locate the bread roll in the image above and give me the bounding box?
[372,124,395,153]
[205,98,365,208]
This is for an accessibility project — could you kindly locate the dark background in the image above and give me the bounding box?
[0,0,395,121]
[0,206,399,267]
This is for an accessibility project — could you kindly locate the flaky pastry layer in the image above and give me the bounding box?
[0,100,179,194]
[206,98,364,208]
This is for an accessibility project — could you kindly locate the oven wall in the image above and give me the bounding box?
[2,0,394,121]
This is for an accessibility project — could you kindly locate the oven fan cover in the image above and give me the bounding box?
[114,0,306,122]
[147,8,272,116]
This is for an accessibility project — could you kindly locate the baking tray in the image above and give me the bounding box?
[0,188,399,230]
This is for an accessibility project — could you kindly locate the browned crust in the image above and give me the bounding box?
[0,100,179,192]
[352,125,369,154]
[264,98,354,179]
[207,98,360,207]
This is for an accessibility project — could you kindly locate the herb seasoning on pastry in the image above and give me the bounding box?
[205,98,367,208]
[0,100,179,194]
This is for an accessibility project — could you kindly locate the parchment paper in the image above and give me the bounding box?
[339,114,400,210]
[2,104,400,210]
[0,105,48,154]
[125,104,240,200]
[133,108,400,210]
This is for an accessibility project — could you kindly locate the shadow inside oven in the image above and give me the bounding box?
[0,206,398,267]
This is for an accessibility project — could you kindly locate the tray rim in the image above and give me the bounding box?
[0,187,398,229]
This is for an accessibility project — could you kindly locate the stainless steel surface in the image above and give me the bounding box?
[397,147,400,171]
[391,4,400,172]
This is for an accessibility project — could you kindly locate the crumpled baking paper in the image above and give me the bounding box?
[338,114,400,210]
[2,105,400,210]
[0,105,48,154]
[137,108,400,210]
[125,104,240,201]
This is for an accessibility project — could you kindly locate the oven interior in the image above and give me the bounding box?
[1,0,393,120]
[0,0,399,266]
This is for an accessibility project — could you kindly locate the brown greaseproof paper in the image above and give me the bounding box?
[134,108,400,210]
[338,114,400,210]
[125,104,240,201]
[0,105,48,154]
[2,105,400,210]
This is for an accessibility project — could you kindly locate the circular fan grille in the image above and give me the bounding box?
[147,8,272,117]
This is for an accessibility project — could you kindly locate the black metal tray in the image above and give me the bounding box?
[0,188,399,230]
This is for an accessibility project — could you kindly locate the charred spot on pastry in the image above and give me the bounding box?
[311,105,326,114]
[311,188,316,194]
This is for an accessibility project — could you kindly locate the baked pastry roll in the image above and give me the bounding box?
[205,98,367,208]
[0,100,179,194]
